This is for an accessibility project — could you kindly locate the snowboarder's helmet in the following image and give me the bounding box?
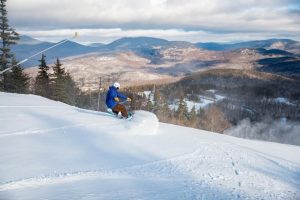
[113,82,120,89]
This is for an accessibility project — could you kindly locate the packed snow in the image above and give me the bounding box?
[0,92,299,200]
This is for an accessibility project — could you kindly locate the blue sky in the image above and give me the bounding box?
[7,0,300,44]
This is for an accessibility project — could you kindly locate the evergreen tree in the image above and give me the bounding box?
[153,87,167,116]
[153,86,161,105]
[189,105,198,127]
[52,57,65,76]
[0,0,19,71]
[51,58,67,101]
[162,101,171,115]
[63,72,78,105]
[3,57,30,93]
[190,105,197,121]
[160,101,172,121]
[146,96,154,111]
[153,98,171,122]
[51,58,78,105]
[197,107,205,116]
[35,54,51,98]
[176,96,188,122]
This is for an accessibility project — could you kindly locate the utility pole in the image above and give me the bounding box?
[97,77,103,111]
[89,89,92,108]
[0,73,4,91]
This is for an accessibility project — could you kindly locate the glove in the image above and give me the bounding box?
[114,97,120,102]
[127,97,131,102]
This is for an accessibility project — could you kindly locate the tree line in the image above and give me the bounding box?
[0,0,28,92]
[34,54,78,104]
[123,85,231,133]
[0,0,78,105]
[1,53,79,105]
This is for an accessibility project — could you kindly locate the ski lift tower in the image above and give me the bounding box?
[97,77,103,111]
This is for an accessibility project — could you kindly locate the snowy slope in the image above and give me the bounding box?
[0,92,299,200]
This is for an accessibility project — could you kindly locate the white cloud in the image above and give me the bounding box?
[18,28,300,44]
[18,28,204,44]
[7,0,300,43]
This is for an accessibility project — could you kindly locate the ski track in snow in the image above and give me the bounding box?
[0,106,60,108]
[0,143,299,199]
[0,123,87,138]
[0,121,115,138]
[1,92,300,200]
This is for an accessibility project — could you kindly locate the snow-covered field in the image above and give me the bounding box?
[0,92,299,200]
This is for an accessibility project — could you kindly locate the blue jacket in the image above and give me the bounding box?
[106,86,128,109]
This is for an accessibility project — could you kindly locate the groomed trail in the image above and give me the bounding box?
[0,92,299,200]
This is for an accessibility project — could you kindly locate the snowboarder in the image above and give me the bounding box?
[106,82,131,118]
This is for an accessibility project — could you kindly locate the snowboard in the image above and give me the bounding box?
[106,108,133,121]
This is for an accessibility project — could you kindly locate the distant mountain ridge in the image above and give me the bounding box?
[106,37,170,50]
[12,38,99,67]
[11,35,299,67]
[195,39,299,51]
[17,35,43,45]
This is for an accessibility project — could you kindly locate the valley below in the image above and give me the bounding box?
[17,36,300,145]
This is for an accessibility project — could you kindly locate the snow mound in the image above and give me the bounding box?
[124,110,159,135]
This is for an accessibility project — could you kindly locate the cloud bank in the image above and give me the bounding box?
[7,0,300,43]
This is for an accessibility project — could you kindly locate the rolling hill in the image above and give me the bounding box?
[12,36,300,90]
